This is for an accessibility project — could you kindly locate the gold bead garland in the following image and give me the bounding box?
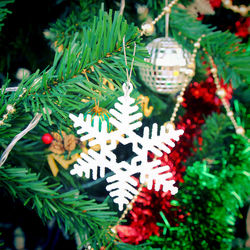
[111,183,145,234]
[222,0,250,16]
[169,34,205,123]
[0,88,27,126]
[141,0,180,36]
[205,49,248,140]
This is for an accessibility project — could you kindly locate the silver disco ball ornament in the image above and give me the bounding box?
[139,37,195,94]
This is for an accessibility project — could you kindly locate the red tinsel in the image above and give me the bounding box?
[116,76,232,244]
[235,17,250,38]
[209,0,222,8]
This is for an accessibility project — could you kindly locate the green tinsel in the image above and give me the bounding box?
[149,113,250,250]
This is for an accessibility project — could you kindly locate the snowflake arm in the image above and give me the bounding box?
[106,162,139,211]
[109,95,143,143]
[132,123,184,160]
[141,165,178,195]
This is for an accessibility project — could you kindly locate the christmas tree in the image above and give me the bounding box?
[0,0,249,249]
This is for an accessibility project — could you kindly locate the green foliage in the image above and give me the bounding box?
[0,8,146,131]
[149,113,250,249]
[28,10,145,129]
[0,231,3,247]
[0,0,14,33]
[0,163,117,247]
[49,0,102,46]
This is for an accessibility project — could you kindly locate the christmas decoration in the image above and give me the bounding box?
[84,105,113,132]
[235,17,250,38]
[139,37,194,94]
[112,34,204,234]
[47,153,80,177]
[102,78,115,90]
[69,82,184,210]
[137,95,154,117]
[41,133,53,144]
[222,0,250,16]
[1,1,249,249]
[138,0,198,94]
[46,131,79,176]
[0,88,26,126]
[141,22,154,36]
[15,68,30,81]
[209,0,221,8]
[186,0,215,17]
[206,50,247,139]
[48,131,77,155]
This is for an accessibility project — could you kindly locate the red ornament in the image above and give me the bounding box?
[42,133,53,144]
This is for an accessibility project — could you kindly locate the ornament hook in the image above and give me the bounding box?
[165,0,169,38]
[122,82,133,96]
[122,36,136,96]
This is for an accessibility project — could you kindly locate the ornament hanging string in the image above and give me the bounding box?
[165,0,169,38]
[119,0,125,15]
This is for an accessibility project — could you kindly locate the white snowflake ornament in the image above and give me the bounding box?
[69,83,184,211]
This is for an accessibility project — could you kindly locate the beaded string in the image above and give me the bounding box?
[168,35,205,125]
[141,0,179,36]
[0,87,27,126]
[204,48,248,141]
[222,0,250,16]
[111,184,144,234]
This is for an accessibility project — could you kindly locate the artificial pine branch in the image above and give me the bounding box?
[0,8,146,132]
[0,0,14,33]
[29,11,143,125]
[0,163,117,247]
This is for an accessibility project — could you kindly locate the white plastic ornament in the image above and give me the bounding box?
[139,37,194,94]
[69,82,184,211]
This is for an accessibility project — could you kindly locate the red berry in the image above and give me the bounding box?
[42,133,53,144]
